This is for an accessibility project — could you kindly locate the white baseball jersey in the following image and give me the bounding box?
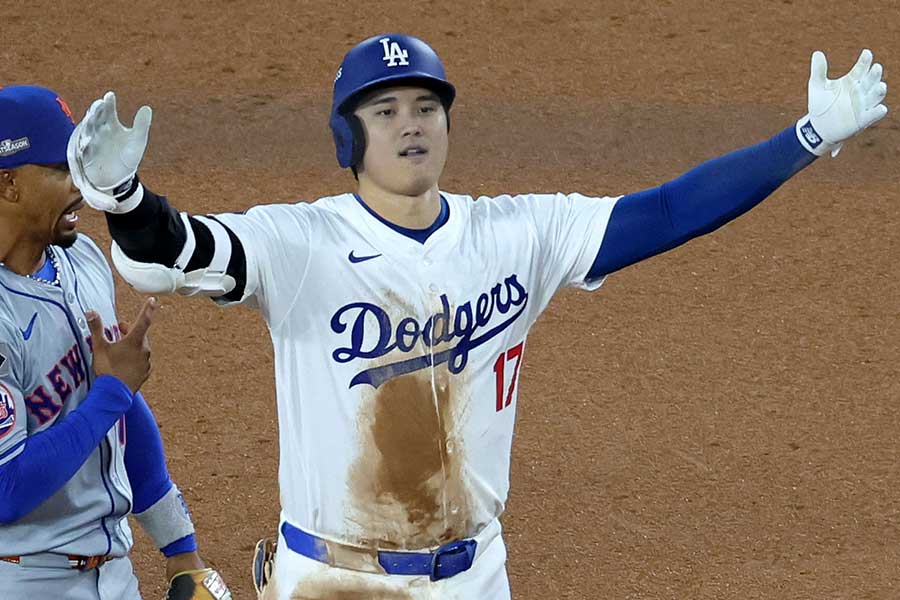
[215,191,617,550]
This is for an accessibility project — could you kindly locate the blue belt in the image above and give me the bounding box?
[280,521,478,582]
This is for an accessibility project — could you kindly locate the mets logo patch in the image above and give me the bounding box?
[56,96,75,124]
[0,383,16,440]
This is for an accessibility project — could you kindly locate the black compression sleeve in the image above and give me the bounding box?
[104,184,248,300]
[105,186,187,267]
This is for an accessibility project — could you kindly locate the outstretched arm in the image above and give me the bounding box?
[103,183,249,302]
[591,126,813,278]
[591,49,887,279]
[66,93,248,301]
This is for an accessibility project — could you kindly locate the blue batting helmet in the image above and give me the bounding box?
[329,34,456,169]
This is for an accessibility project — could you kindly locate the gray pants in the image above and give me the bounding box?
[0,555,141,600]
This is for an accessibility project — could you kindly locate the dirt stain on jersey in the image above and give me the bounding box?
[348,294,474,549]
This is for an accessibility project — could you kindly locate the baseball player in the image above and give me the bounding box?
[67,35,887,599]
[0,86,231,600]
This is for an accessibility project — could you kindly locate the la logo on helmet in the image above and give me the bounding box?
[380,37,409,67]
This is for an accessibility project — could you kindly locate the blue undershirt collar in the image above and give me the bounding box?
[33,250,58,282]
[353,194,449,244]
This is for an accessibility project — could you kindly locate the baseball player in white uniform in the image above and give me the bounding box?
[0,86,231,600]
[67,34,887,599]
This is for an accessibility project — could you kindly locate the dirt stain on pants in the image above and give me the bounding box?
[266,569,417,600]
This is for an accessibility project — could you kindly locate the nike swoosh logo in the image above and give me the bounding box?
[348,251,382,264]
[20,313,37,341]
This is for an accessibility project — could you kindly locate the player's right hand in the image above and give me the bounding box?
[87,297,157,393]
[67,91,152,212]
[797,49,888,157]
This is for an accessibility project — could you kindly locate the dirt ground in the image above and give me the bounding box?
[7,0,900,598]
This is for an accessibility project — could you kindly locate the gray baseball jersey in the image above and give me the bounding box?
[0,235,134,557]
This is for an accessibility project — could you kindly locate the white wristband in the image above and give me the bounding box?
[113,182,145,213]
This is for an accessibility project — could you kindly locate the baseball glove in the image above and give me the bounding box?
[164,568,232,600]
[252,538,277,598]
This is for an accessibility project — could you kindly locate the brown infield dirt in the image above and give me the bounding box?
[7,1,900,598]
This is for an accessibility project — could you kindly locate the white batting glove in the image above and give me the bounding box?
[67,91,152,212]
[796,49,888,158]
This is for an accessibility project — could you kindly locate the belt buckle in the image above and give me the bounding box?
[429,539,477,582]
[68,555,107,571]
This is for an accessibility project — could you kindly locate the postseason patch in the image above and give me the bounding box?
[0,137,30,157]
[0,383,16,440]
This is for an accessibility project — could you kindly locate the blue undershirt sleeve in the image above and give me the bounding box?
[589,126,817,279]
[124,392,173,513]
[0,376,133,524]
[124,392,197,556]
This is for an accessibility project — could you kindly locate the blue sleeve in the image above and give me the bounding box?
[0,376,133,525]
[589,126,817,279]
[124,392,197,556]
[161,534,198,557]
[124,392,173,513]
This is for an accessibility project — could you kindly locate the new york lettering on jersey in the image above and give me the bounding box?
[1,263,123,432]
[0,238,133,559]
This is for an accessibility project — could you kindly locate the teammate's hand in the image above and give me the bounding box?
[796,49,889,157]
[87,297,157,393]
[67,91,152,212]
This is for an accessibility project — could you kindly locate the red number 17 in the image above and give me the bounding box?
[493,341,524,412]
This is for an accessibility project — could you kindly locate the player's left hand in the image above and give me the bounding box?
[164,568,232,600]
[67,91,152,211]
[796,48,889,157]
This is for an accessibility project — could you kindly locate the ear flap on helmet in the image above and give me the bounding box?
[329,111,367,171]
[347,114,367,170]
[329,111,354,168]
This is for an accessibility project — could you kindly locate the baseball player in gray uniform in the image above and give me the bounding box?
[68,35,886,599]
[0,86,231,600]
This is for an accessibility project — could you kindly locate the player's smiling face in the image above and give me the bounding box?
[8,163,84,248]
[354,85,449,196]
